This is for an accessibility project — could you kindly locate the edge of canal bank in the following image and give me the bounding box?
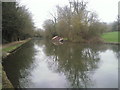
[1,38,32,89]
[103,41,120,45]
[2,38,31,59]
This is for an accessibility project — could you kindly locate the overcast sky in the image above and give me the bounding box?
[19,0,119,29]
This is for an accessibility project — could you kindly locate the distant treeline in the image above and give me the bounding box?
[2,2,34,43]
[106,21,119,32]
[37,0,118,43]
[2,1,119,44]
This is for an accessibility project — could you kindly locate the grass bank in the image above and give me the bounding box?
[2,38,31,58]
[101,31,120,43]
[1,38,31,89]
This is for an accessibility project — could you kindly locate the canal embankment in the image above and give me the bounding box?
[1,38,32,89]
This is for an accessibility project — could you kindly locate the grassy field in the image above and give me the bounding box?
[101,31,120,43]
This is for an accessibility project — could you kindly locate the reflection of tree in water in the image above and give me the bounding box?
[43,41,100,88]
[3,39,118,88]
[110,45,120,59]
[3,41,36,88]
[91,44,119,60]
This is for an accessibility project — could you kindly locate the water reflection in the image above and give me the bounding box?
[41,41,100,88]
[3,41,36,88]
[3,39,118,88]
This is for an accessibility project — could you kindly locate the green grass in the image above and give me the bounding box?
[2,44,22,52]
[101,31,120,43]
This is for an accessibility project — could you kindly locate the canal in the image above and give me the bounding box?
[3,39,118,88]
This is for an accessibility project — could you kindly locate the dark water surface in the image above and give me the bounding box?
[3,39,119,88]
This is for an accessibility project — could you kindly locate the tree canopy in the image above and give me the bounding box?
[43,0,107,43]
[2,2,34,43]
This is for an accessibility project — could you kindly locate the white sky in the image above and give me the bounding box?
[19,0,119,29]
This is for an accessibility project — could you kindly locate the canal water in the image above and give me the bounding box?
[3,39,119,88]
